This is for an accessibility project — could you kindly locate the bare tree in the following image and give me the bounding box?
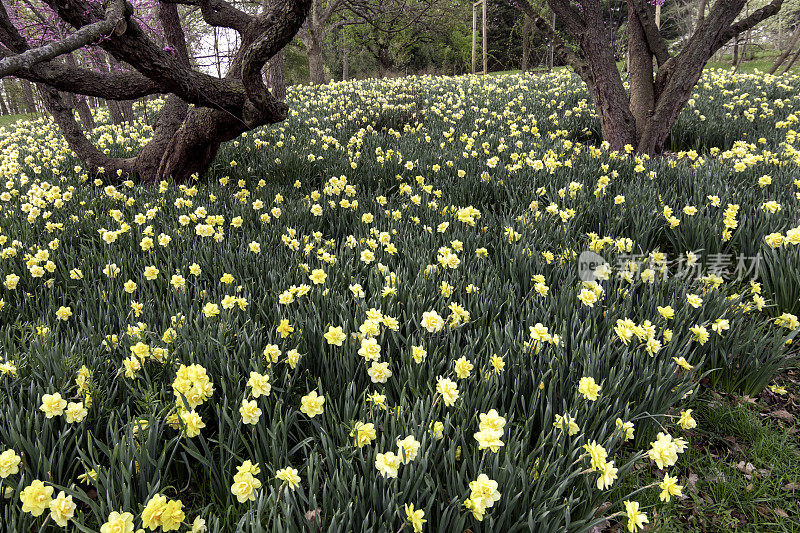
[345,0,456,76]
[515,0,782,153]
[770,22,800,73]
[297,0,349,84]
[521,15,532,72]
[0,0,311,182]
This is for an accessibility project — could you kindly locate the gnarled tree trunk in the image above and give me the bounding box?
[515,0,783,155]
[627,1,654,142]
[3,0,310,183]
[581,0,637,149]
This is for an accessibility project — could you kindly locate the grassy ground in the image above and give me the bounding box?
[705,59,776,74]
[493,53,800,531]
[0,113,40,127]
[706,50,792,74]
[611,367,800,532]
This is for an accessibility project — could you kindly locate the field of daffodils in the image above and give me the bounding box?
[0,69,798,531]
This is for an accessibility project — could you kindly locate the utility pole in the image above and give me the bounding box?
[548,11,555,71]
[472,5,477,73]
[482,0,487,74]
[471,0,487,74]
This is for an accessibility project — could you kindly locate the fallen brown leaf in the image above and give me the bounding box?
[756,505,772,518]
[685,472,699,493]
[736,461,755,478]
[770,409,794,421]
[741,395,757,405]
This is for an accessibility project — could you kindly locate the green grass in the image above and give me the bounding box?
[706,58,792,75]
[614,380,800,532]
[707,49,797,74]
[0,113,40,127]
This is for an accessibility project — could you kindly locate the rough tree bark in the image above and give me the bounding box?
[627,0,654,139]
[521,16,532,73]
[0,0,312,182]
[265,52,286,100]
[307,39,326,84]
[514,0,783,154]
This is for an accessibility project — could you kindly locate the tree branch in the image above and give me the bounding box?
[37,83,133,174]
[629,0,671,66]
[0,0,126,76]
[0,0,33,52]
[321,0,343,22]
[38,0,254,115]
[158,1,191,66]
[240,0,311,126]
[17,59,162,99]
[200,0,252,32]
[715,0,783,49]
[161,0,253,33]
[547,0,586,38]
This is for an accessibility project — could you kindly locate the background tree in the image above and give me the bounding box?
[0,0,311,182]
[343,0,465,77]
[513,0,783,153]
[297,0,348,84]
